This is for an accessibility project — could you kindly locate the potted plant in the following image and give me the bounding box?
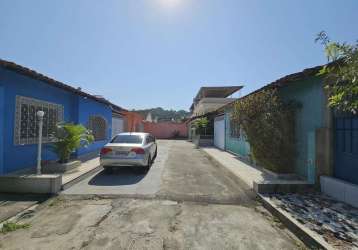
[42,123,94,173]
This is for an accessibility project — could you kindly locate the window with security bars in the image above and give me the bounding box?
[89,115,107,141]
[14,96,64,145]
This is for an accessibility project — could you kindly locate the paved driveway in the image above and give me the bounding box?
[63,140,171,196]
[0,140,303,249]
[64,140,252,204]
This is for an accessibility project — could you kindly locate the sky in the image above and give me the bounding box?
[0,0,357,111]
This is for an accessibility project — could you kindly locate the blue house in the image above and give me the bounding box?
[0,59,124,175]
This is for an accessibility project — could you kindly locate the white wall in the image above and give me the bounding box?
[321,176,358,208]
[112,117,124,138]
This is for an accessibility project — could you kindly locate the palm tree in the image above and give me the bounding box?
[49,123,94,163]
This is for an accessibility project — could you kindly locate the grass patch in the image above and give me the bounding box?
[1,222,31,234]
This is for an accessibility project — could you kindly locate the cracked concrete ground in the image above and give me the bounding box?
[0,140,304,249]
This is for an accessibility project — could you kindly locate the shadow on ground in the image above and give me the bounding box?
[88,167,147,186]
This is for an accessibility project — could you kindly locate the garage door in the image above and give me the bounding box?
[214,115,225,150]
[112,117,124,138]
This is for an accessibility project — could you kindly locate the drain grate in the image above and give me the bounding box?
[127,236,163,250]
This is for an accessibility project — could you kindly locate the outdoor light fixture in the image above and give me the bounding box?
[36,110,45,175]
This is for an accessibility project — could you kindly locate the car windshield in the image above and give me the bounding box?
[111,135,143,144]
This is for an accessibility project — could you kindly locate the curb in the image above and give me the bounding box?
[0,203,40,229]
[0,194,50,224]
[199,147,333,250]
[61,166,103,190]
[257,194,334,250]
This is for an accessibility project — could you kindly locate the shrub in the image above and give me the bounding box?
[232,89,298,173]
[49,123,94,163]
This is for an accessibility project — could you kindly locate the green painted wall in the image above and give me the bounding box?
[224,109,251,160]
[279,76,325,179]
[223,76,326,181]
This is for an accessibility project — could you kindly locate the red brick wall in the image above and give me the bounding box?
[143,121,188,139]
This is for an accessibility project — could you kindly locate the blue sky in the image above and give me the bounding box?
[0,0,357,111]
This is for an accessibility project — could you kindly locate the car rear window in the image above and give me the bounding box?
[111,135,143,144]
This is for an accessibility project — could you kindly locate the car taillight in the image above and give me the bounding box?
[100,148,112,155]
[131,147,145,154]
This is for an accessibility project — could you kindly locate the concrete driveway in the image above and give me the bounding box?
[0,140,304,249]
[63,140,171,196]
[64,140,252,204]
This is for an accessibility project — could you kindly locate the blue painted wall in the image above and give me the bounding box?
[76,96,112,156]
[0,67,113,174]
[279,76,325,179]
[0,85,4,174]
[224,108,251,160]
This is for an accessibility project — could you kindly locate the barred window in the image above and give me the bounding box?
[14,96,64,145]
[89,115,107,141]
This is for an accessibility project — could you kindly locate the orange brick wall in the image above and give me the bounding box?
[122,112,144,132]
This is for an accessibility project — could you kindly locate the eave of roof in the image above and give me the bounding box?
[0,59,127,112]
[194,86,243,101]
[216,63,330,112]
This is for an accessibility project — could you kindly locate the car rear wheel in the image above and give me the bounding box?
[141,155,152,173]
[153,147,157,159]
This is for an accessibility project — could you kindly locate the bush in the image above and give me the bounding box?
[232,89,298,173]
[49,123,94,163]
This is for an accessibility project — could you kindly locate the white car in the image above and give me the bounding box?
[100,132,157,173]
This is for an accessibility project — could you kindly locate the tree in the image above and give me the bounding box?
[49,123,94,163]
[315,31,358,114]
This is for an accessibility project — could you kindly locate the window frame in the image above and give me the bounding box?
[14,95,64,145]
[88,115,107,141]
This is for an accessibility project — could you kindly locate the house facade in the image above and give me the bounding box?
[213,64,358,206]
[190,86,242,117]
[0,60,124,175]
[111,110,125,138]
[188,86,242,141]
[218,66,333,182]
[122,111,144,133]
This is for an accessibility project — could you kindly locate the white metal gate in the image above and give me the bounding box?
[214,115,225,150]
[112,116,124,138]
